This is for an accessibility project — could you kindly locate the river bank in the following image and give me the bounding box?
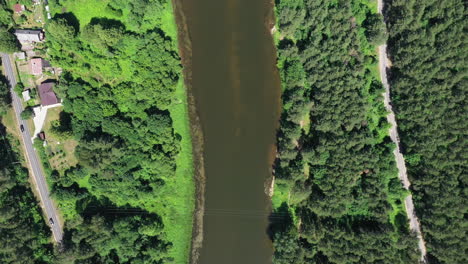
[171,0,206,263]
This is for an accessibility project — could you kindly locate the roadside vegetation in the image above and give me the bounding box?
[385,1,467,263]
[0,2,18,53]
[35,0,195,263]
[271,0,419,263]
[0,74,54,264]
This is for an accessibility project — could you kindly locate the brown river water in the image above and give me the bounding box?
[176,0,281,263]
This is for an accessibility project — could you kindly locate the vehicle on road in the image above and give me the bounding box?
[20,124,24,132]
[49,218,54,226]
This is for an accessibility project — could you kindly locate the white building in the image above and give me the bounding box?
[22,90,31,102]
[14,29,44,43]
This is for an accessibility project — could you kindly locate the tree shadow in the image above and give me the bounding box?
[89,17,126,31]
[267,202,293,240]
[53,12,80,33]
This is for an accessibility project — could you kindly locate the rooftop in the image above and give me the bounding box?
[14,29,44,42]
[38,82,59,106]
[30,58,43,75]
[14,4,24,13]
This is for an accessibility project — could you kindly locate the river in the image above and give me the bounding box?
[178,0,281,263]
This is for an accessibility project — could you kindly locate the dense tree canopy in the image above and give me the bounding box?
[0,3,17,53]
[0,29,18,53]
[271,0,419,263]
[386,0,467,263]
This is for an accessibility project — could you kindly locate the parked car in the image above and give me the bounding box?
[49,218,54,226]
[20,124,24,132]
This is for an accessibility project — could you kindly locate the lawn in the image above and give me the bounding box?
[42,107,78,174]
[163,79,195,263]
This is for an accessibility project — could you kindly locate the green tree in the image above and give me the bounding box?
[14,82,24,97]
[20,107,33,120]
[0,29,18,53]
[0,77,9,116]
[364,13,388,45]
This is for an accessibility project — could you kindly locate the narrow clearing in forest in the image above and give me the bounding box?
[377,0,427,261]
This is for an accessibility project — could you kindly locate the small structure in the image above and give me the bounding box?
[14,4,25,13]
[33,0,41,5]
[14,29,44,43]
[14,52,26,60]
[38,132,46,141]
[22,89,31,102]
[42,59,52,71]
[38,82,58,106]
[30,58,43,75]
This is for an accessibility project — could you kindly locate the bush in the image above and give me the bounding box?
[14,82,25,97]
[20,107,33,120]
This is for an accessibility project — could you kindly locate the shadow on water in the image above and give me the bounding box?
[267,202,294,240]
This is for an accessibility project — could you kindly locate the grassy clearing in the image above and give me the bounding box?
[160,0,178,42]
[163,79,195,263]
[42,107,78,173]
[54,0,112,29]
[271,182,289,209]
[1,108,20,141]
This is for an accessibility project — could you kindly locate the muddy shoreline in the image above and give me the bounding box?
[171,1,205,263]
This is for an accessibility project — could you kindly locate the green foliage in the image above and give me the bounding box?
[0,123,54,263]
[363,13,387,45]
[0,29,18,53]
[0,74,10,116]
[49,119,73,140]
[272,0,417,263]
[20,107,33,120]
[14,82,24,97]
[386,0,467,263]
[0,7,13,27]
[43,0,194,262]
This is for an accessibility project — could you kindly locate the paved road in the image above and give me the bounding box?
[1,53,63,243]
[377,1,427,261]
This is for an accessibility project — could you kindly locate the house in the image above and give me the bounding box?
[14,4,25,13]
[14,29,44,43]
[30,58,43,75]
[33,0,41,5]
[22,89,31,101]
[38,82,58,106]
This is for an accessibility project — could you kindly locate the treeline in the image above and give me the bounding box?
[385,0,467,263]
[0,2,18,53]
[0,75,54,263]
[40,0,190,263]
[271,0,419,263]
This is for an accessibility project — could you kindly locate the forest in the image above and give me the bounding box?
[0,74,54,263]
[271,0,420,263]
[22,0,193,263]
[385,0,467,263]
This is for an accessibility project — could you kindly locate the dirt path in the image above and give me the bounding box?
[377,2,427,262]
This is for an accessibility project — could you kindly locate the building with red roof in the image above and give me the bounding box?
[14,4,25,13]
[30,58,43,75]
